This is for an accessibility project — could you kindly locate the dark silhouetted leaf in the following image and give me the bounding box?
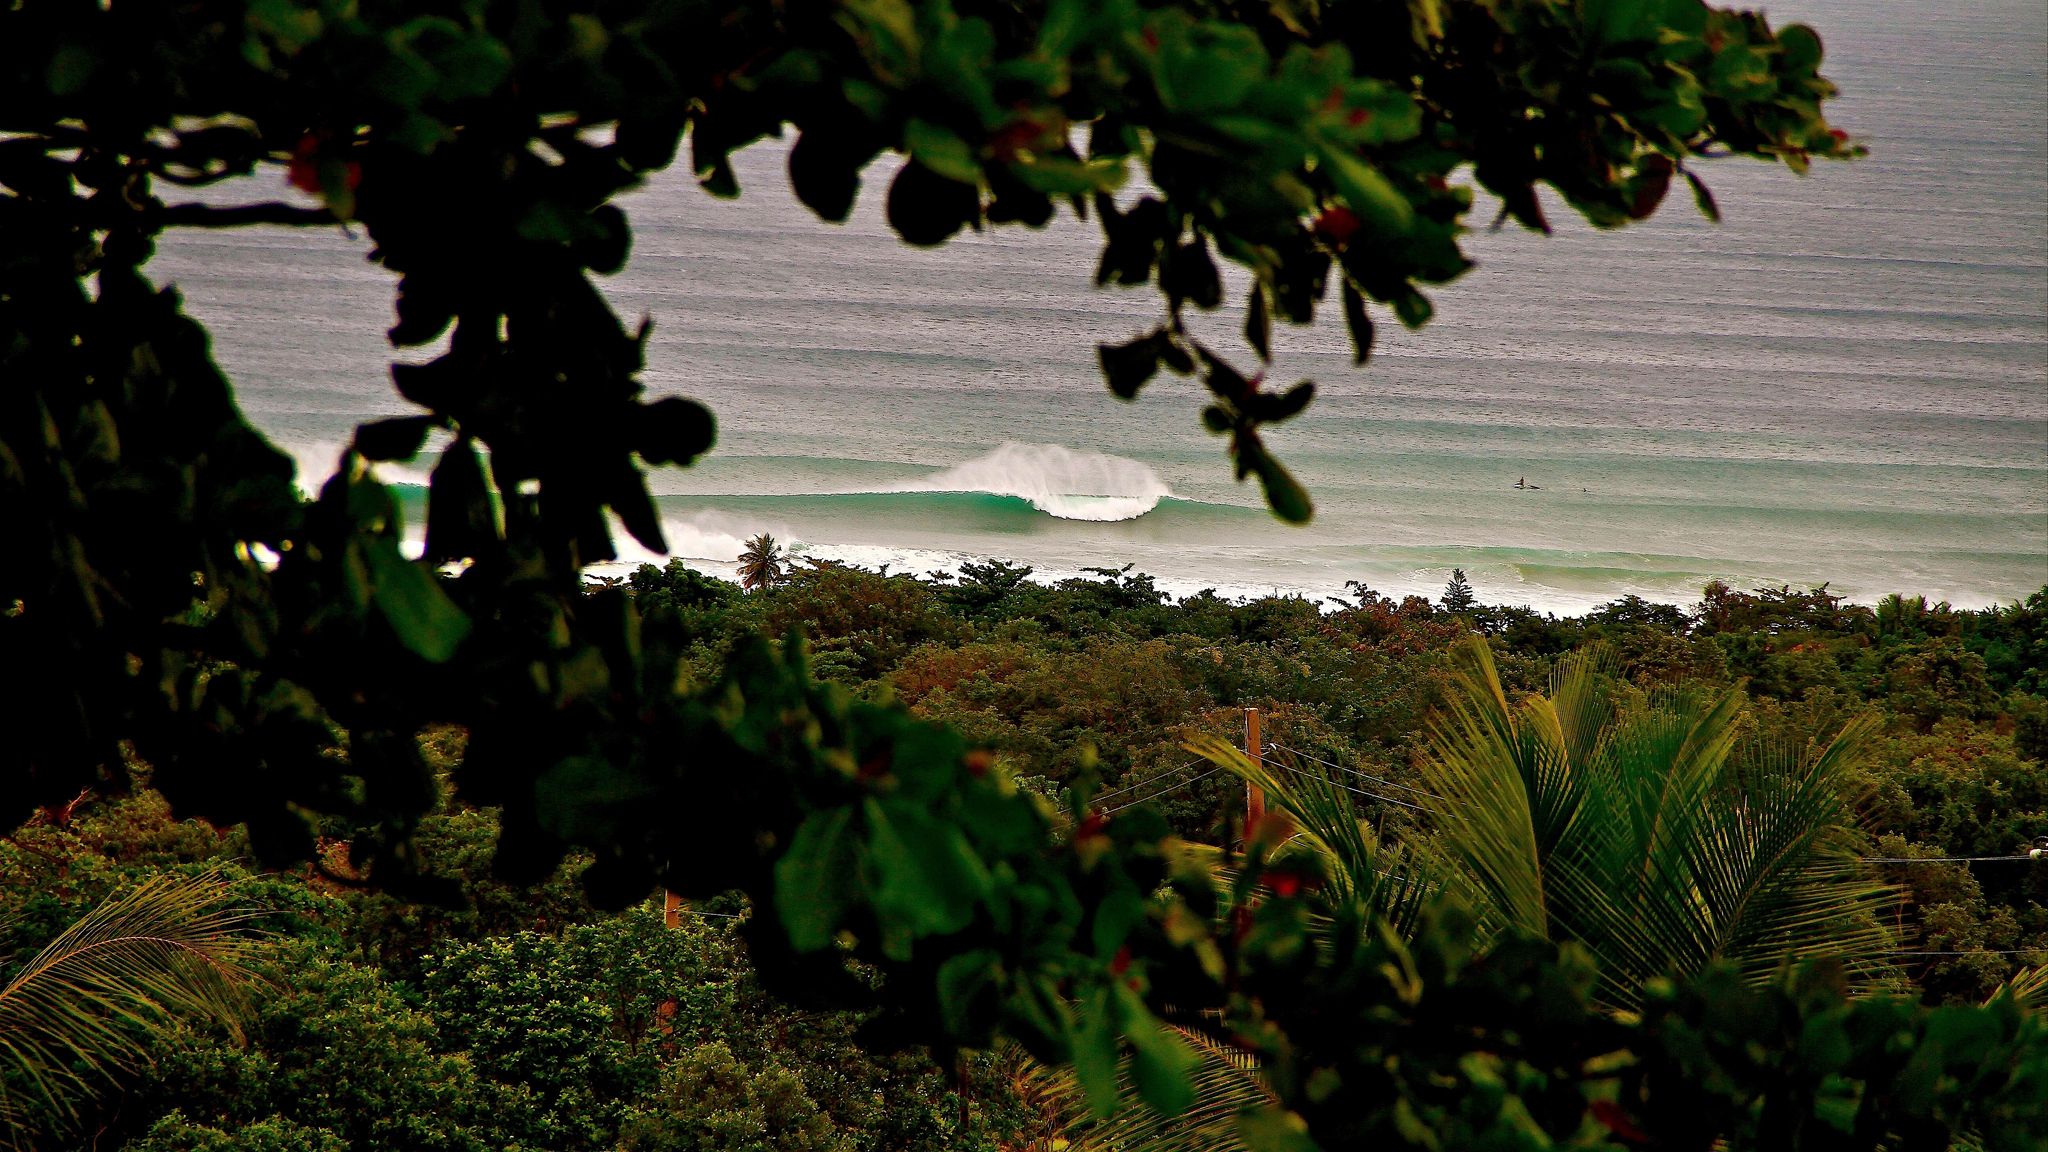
[1392,289,1433,329]
[571,204,631,274]
[1628,154,1674,219]
[1238,437,1313,523]
[635,397,715,465]
[1342,278,1374,364]
[1685,167,1721,222]
[355,416,436,461]
[1245,282,1271,361]
[1199,346,1251,401]
[1098,332,1162,400]
[888,159,979,247]
[1162,236,1221,310]
[1248,380,1315,424]
[790,128,865,223]
[424,437,496,563]
[615,115,686,171]
[606,466,665,554]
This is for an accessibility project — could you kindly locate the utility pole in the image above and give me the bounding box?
[1245,707,1264,837]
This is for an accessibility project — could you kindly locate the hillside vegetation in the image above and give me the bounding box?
[7,567,2039,1149]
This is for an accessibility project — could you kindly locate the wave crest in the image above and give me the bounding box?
[898,443,1170,522]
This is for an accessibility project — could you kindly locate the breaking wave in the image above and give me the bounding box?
[890,443,1170,522]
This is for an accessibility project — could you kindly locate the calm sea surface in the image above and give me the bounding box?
[151,0,2048,611]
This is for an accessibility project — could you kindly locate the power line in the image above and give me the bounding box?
[1106,765,1230,814]
[1862,856,2039,863]
[1105,765,1230,815]
[1269,743,1447,803]
[1260,756,1428,813]
[1257,753,1426,812]
[1090,757,1211,806]
[1886,949,2045,956]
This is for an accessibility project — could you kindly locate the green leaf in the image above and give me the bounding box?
[1157,20,1268,114]
[1071,987,1122,1118]
[1315,144,1413,237]
[935,948,1001,1038]
[1392,289,1433,329]
[365,538,472,662]
[534,755,660,843]
[865,798,990,951]
[45,45,98,96]
[903,119,981,186]
[1093,875,1145,958]
[1005,155,1126,196]
[1113,982,1198,1116]
[1778,24,1824,75]
[775,807,865,952]
[1812,1073,1864,1133]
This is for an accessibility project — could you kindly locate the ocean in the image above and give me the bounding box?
[149,0,2048,613]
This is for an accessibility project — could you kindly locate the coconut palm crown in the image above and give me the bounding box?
[1200,638,1900,1012]
[735,534,786,592]
[1420,639,1898,1007]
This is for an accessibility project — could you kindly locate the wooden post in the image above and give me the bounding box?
[1245,707,1264,837]
[663,889,681,929]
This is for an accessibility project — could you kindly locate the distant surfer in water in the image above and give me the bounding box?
[1515,476,1542,490]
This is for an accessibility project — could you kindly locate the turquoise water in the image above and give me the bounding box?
[152,0,2046,611]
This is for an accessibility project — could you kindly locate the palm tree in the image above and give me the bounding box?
[735,533,785,592]
[0,872,261,1147]
[1194,638,1898,1010]
[1418,638,1896,1007]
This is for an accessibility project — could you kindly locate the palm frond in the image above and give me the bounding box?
[1416,640,1577,939]
[1050,1025,1268,1152]
[1187,739,1444,937]
[0,871,262,1145]
[1989,964,2048,1014]
[1419,638,1901,1009]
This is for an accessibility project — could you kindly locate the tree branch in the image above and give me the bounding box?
[160,202,336,228]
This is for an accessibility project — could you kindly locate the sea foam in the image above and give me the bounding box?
[891,443,1171,522]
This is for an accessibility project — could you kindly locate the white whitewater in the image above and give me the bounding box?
[894,443,1172,522]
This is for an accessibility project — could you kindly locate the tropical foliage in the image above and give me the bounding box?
[738,534,790,593]
[3,0,1898,1136]
[0,777,1026,1152]
[4,571,2042,1149]
[4,0,1862,902]
[1417,639,1897,1006]
[0,872,260,1149]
